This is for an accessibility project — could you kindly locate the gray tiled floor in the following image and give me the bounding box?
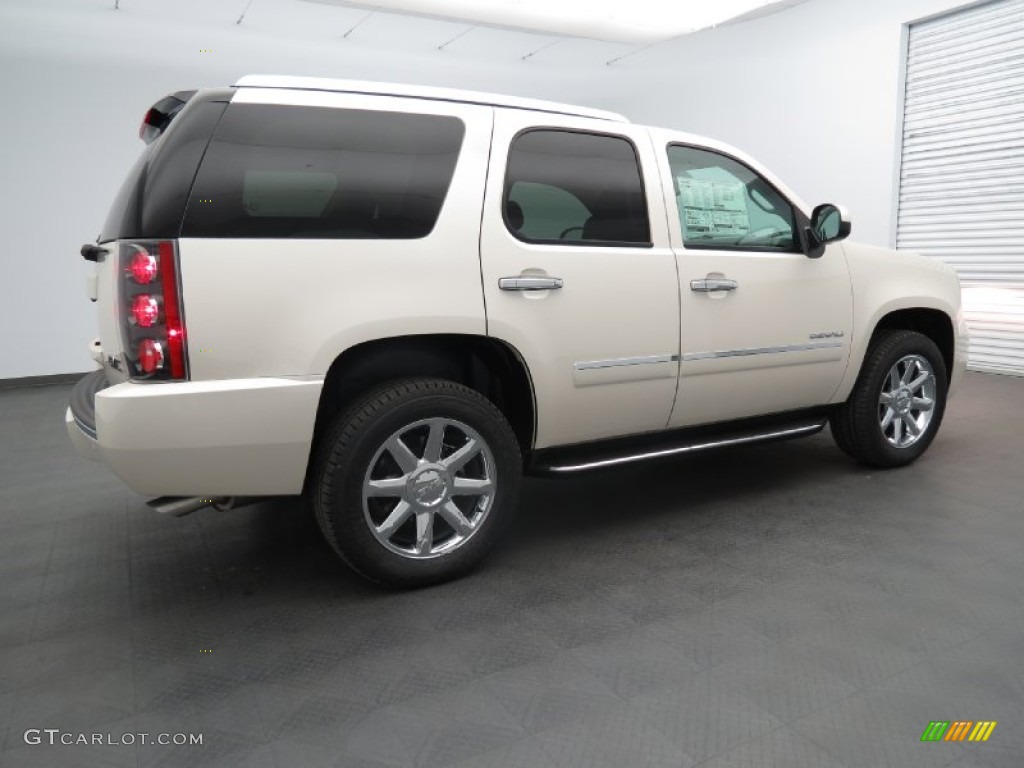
[1,372,1022,767]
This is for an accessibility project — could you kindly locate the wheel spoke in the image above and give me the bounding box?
[423,419,446,463]
[377,501,413,538]
[452,477,493,495]
[439,501,474,535]
[880,407,895,430]
[366,477,407,497]
[888,368,901,392]
[911,396,934,412]
[414,511,434,555]
[903,414,921,436]
[879,392,894,405]
[442,439,481,472]
[386,435,420,474]
[908,371,931,392]
[893,416,904,444]
[900,360,916,385]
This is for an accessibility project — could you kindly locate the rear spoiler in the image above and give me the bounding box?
[139,90,197,144]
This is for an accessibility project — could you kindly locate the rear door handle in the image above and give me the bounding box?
[690,278,738,293]
[499,276,564,291]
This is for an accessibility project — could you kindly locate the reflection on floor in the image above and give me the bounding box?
[0,372,1022,767]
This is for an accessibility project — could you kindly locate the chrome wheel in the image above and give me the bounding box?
[878,354,936,449]
[362,418,496,560]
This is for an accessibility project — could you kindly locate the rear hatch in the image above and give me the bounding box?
[84,88,232,384]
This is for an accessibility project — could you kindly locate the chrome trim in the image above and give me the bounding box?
[546,422,827,473]
[499,276,564,291]
[690,278,738,292]
[574,354,679,371]
[681,341,844,362]
[72,412,97,441]
[362,417,496,560]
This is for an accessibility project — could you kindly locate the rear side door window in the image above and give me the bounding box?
[182,105,465,239]
[503,129,651,247]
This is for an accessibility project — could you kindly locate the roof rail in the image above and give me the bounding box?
[234,75,629,123]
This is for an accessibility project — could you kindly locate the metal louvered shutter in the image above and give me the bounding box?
[897,0,1024,375]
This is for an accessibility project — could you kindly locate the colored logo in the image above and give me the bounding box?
[921,721,996,742]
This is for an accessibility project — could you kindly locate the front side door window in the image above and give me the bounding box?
[667,145,798,252]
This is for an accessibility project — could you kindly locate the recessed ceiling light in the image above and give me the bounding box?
[306,0,791,44]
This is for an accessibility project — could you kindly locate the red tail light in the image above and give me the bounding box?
[158,241,186,379]
[128,249,159,284]
[119,240,188,380]
[137,339,165,373]
[131,294,160,327]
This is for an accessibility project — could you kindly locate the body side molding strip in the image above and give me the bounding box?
[682,341,844,362]
[574,354,679,371]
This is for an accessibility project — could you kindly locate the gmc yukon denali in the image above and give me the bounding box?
[68,75,968,586]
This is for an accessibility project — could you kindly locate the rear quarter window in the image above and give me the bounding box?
[181,105,465,239]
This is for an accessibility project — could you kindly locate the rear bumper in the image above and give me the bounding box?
[66,373,323,496]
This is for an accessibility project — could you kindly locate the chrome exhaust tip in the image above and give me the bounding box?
[147,496,269,517]
[147,496,223,517]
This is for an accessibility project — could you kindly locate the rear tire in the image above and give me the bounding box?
[830,330,947,468]
[312,378,521,588]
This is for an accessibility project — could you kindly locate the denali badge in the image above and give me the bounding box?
[809,331,845,339]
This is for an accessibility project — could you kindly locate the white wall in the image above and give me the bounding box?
[0,0,629,379]
[0,0,981,379]
[613,0,975,248]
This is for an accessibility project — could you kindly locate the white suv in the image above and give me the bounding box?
[68,75,968,586]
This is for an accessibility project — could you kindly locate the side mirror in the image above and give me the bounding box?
[805,203,851,257]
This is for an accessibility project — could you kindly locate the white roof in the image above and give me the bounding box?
[234,75,629,123]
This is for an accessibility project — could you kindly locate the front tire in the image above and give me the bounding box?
[312,378,521,587]
[830,330,948,468]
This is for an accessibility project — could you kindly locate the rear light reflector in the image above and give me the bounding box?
[158,241,186,379]
[128,249,159,284]
[137,339,164,374]
[131,294,160,327]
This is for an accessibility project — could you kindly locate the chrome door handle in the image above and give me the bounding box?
[499,276,564,291]
[690,278,738,293]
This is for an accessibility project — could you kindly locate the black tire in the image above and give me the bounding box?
[312,378,521,588]
[830,329,948,468]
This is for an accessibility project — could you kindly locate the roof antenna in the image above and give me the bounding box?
[236,0,255,25]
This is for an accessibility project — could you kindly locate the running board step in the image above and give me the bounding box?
[528,412,829,475]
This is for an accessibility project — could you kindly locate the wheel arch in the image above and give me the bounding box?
[835,299,958,403]
[305,334,536,489]
[869,307,955,384]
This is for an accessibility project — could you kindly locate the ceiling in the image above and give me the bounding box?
[32,0,806,71]
[303,0,808,45]
[99,0,809,67]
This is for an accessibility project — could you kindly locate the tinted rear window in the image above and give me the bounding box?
[503,129,650,246]
[100,91,232,243]
[181,105,465,239]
